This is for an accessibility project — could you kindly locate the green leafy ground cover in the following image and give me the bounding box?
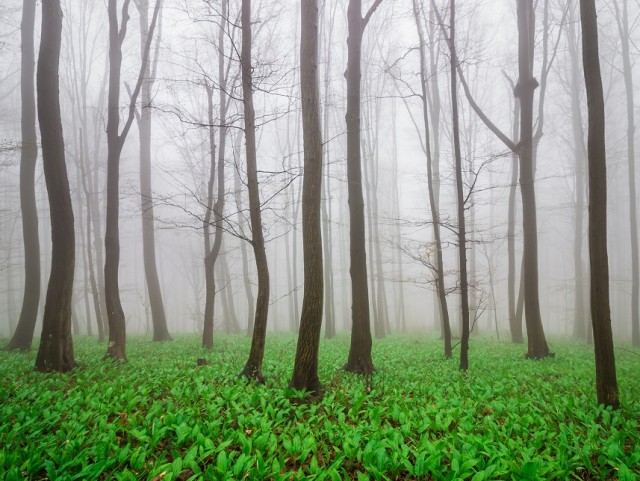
[0,335,638,480]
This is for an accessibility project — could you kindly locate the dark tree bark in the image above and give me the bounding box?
[414,0,452,358]
[239,0,271,383]
[447,0,470,371]
[34,0,76,372]
[290,0,324,394]
[5,0,40,352]
[136,0,171,342]
[104,0,161,360]
[343,0,383,374]
[579,0,620,409]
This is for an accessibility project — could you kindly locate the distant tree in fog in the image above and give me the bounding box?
[34,0,76,372]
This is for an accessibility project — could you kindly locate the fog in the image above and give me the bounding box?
[0,0,638,342]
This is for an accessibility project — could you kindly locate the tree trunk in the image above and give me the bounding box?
[448,0,470,371]
[234,148,255,336]
[137,0,171,342]
[391,98,407,331]
[516,0,551,359]
[343,0,382,375]
[35,0,76,372]
[613,0,639,346]
[566,15,588,340]
[414,0,451,358]
[291,0,324,394]
[580,0,620,409]
[6,0,40,352]
[104,0,161,360]
[239,0,271,383]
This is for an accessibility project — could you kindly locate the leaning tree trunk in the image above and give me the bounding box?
[290,0,324,394]
[6,0,40,352]
[343,0,383,374]
[448,0,470,371]
[137,0,171,342]
[34,0,76,372]
[516,0,551,359]
[580,0,620,409]
[239,0,271,383]
[414,0,451,358]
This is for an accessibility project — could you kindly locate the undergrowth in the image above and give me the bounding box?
[0,335,638,480]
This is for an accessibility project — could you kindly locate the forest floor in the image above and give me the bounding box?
[0,334,639,480]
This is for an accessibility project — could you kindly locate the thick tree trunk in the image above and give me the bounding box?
[35,0,76,372]
[414,0,451,358]
[6,0,40,352]
[291,0,324,394]
[239,0,271,383]
[138,0,171,342]
[580,0,620,409]
[516,0,551,359]
[343,0,381,374]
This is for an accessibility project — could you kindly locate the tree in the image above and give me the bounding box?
[412,0,452,358]
[343,0,383,375]
[612,0,639,347]
[239,0,271,382]
[446,0,470,371]
[34,0,76,372]
[104,0,161,360]
[290,0,324,394]
[135,0,172,342]
[5,0,39,352]
[579,0,620,409]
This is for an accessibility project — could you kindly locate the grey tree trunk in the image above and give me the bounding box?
[391,98,407,331]
[580,0,620,408]
[6,0,40,352]
[414,0,451,358]
[104,0,161,360]
[35,0,76,372]
[291,0,324,394]
[137,0,171,342]
[239,0,271,383]
[613,0,639,347]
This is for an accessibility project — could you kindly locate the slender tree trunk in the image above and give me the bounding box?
[613,0,639,346]
[391,98,407,331]
[220,251,241,333]
[239,0,271,382]
[414,0,451,358]
[234,152,255,336]
[507,95,523,343]
[291,0,324,393]
[566,16,588,340]
[448,0,470,371]
[580,0,620,408]
[516,0,551,359]
[137,0,171,342]
[343,0,383,374]
[6,0,40,352]
[35,0,76,372]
